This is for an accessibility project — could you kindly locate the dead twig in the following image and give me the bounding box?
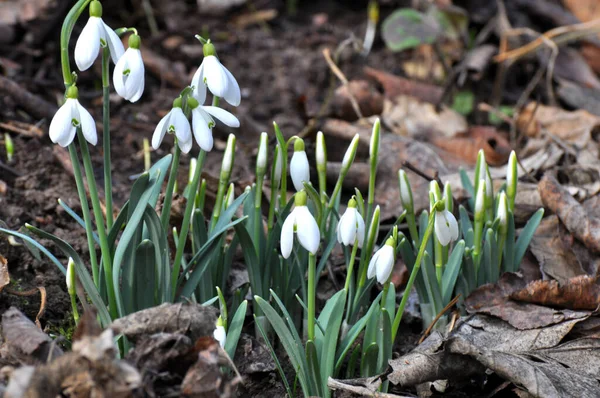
[419,294,460,344]
[322,47,364,120]
[4,286,47,328]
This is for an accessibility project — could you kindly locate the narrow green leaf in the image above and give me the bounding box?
[57,199,99,244]
[306,340,323,397]
[0,227,64,272]
[514,208,544,269]
[133,239,156,311]
[225,300,247,360]
[441,240,465,304]
[319,291,346,397]
[360,342,379,377]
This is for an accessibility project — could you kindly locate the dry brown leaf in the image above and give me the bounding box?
[538,173,600,253]
[364,66,444,103]
[510,275,600,310]
[0,254,8,293]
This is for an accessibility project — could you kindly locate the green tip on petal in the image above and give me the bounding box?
[203,42,217,57]
[173,97,183,108]
[348,197,357,208]
[66,85,79,99]
[187,97,199,109]
[293,138,305,152]
[128,33,141,49]
[294,190,308,206]
[90,0,103,17]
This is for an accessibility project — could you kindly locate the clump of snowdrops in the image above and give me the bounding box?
[0,1,543,396]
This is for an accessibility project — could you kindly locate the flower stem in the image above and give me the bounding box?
[391,213,435,342]
[343,240,359,291]
[254,174,264,253]
[67,145,99,286]
[70,291,80,324]
[307,252,317,341]
[77,132,118,319]
[171,150,206,297]
[60,0,93,86]
[434,234,443,286]
[101,48,113,230]
[161,144,181,231]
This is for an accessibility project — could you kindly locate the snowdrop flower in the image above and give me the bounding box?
[152,97,193,153]
[187,97,239,152]
[74,0,124,71]
[290,138,310,192]
[281,190,320,258]
[337,197,365,247]
[213,317,226,348]
[191,40,241,107]
[434,208,459,246]
[398,170,413,213]
[506,150,517,211]
[497,191,509,236]
[49,85,97,147]
[66,257,76,295]
[256,132,268,175]
[316,131,326,173]
[367,237,396,284]
[113,33,144,103]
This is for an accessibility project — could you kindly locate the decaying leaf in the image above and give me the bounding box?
[0,254,8,293]
[364,67,444,103]
[539,173,600,253]
[510,275,600,310]
[110,302,217,343]
[1,306,62,365]
[465,273,590,330]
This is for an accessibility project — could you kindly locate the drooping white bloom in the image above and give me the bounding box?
[152,100,192,153]
[367,237,395,284]
[213,325,226,348]
[290,138,310,191]
[191,41,240,107]
[434,209,459,246]
[280,191,320,258]
[49,86,97,147]
[189,98,239,152]
[113,33,144,103]
[337,198,365,247]
[74,1,124,71]
[66,257,76,295]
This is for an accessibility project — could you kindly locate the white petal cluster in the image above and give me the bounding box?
[213,325,226,348]
[434,209,459,246]
[367,242,395,284]
[191,105,239,152]
[337,207,365,247]
[113,46,144,102]
[152,108,192,153]
[280,204,320,258]
[49,98,97,147]
[74,16,124,71]
[192,55,241,107]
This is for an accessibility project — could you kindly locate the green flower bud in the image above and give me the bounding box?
[221,134,236,180]
[89,0,103,17]
[187,96,199,110]
[172,97,183,108]
[203,41,217,57]
[294,137,305,152]
[66,85,79,99]
[398,169,414,214]
[256,132,268,176]
[128,33,141,50]
[348,196,358,209]
[295,190,308,206]
[507,150,517,212]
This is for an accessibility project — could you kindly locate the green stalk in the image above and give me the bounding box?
[160,144,181,231]
[343,240,360,291]
[307,253,317,341]
[77,132,118,318]
[60,0,93,86]
[273,123,288,209]
[254,175,264,253]
[70,292,80,324]
[171,150,206,296]
[267,147,280,230]
[101,48,113,230]
[67,145,99,286]
[434,234,443,286]
[392,213,435,342]
[406,212,420,248]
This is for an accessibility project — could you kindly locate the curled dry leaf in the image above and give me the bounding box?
[364,66,444,103]
[538,173,600,253]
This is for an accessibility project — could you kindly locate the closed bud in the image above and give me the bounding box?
[398,170,414,213]
[475,179,486,222]
[507,150,517,212]
[316,131,327,173]
[444,182,453,212]
[369,118,381,163]
[342,134,360,172]
[256,132,268,176]
[221,134,236,180]
[66,257,76,295]
[497,191,508,236]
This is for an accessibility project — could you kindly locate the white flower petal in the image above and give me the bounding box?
[367,250,380,280]
[221,64,241,106]
[203,56,229,99]
[447,210,459,241]
[192,108,214,151]
[77,101,97,145]
[102,21,125,64]
[356,213,365,249]
[191,62,207,105]
[74,17,102,71]
[296,207,320,254]
[280,210,296,259]
[171,108,191,153]
[376,246,394,284]
[339,209,357,246]
[213,325,226,348]
[178,135,193,154]
[290,151,310,191]
[435,210,457,246]
[202,106,239,127]
[124,49,144,102]
[112,51,127,98]
[49,99,76,146]
[151,112,171,150]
